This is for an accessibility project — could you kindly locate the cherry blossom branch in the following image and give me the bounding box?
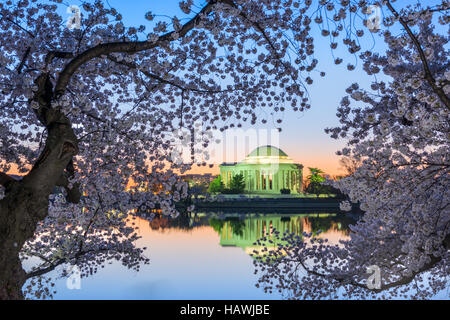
[76,207,101,255]
[44,51,75,69]
[0,14,35,39]
[390,162,450,168]
[55,172,81,204]
[404,3,450,21]
[25,204,129,280]
[220,0,302,87]
[79,109,136,142]
[290,239,447,294]
[385,1,450,109]
[25,247,125,280]
[54,0,220,96]
[16,47,31,74]
[106,54,232,94]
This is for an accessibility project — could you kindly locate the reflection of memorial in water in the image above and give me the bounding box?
[137,211,359,254]
[215,214,357,256]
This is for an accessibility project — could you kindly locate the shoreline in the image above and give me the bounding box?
[176,197,361,213]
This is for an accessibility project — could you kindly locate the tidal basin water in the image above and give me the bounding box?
[23,212,359,299]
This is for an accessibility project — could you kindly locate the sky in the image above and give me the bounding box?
[5,0,445,177]
[52,0,402,176]
[99,0,386,176]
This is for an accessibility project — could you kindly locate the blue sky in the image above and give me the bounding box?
[100,0,382,174]
[58,0,423,175]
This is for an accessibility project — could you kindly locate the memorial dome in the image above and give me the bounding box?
[243,145,292,164]
[246,145,288,158]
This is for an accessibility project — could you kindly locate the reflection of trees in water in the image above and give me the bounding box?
[149,215,170,230]
[144,212,211,232]
[214,214,359,240]
[305,214,356,236]
[228,219,246,237]
[166,212,192,230]
[209,218,224,234]
[141,211,359,237]
[209,217,246,237]
[213,214,362,253]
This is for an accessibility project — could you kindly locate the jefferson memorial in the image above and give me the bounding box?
[219,145,303,194]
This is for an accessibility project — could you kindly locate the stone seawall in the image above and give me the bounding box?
[176,197,357,213]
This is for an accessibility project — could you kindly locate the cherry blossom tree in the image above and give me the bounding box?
[338,156,361,176]
[1,0,448,301]
[0,0,326,299]
[254,1,449,299]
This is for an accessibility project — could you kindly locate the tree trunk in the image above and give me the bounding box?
[0,118,78,300]
[0,192,46,299]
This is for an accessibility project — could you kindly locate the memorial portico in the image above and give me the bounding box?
[219,145,303,194]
